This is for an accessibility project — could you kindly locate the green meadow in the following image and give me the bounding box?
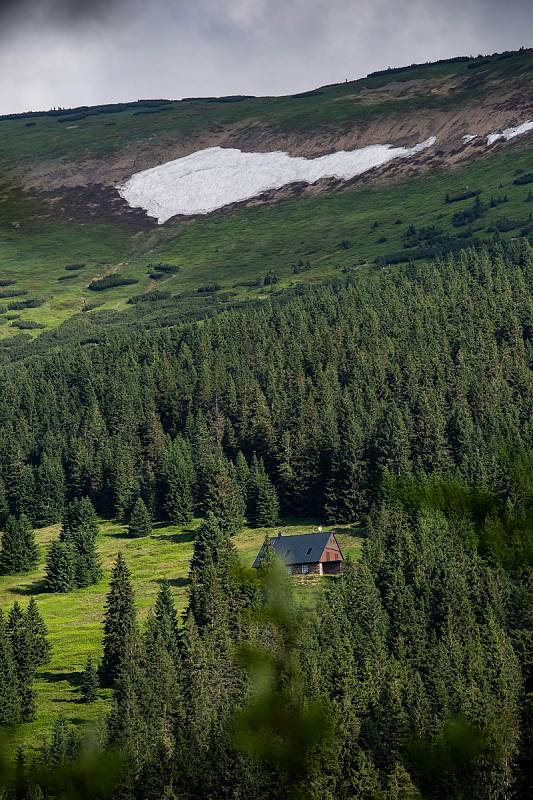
[0,519,363,753]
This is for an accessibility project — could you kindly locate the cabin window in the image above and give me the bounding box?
[326,552,330,561]
[287,566,293,576]
[301,565,309,574]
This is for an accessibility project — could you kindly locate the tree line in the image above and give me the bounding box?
[0,241,530,534]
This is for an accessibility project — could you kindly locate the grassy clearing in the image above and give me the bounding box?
[0,518,362,753]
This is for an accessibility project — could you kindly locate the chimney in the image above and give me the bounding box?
[277,531,283,538]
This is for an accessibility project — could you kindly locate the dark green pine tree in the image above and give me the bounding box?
[44,541,75,593]
[81,656,99,703]
[0,515,23,575]
[128,497,152,538]
[7,602,36,721]
[33,454,65,526]
[249,458,280,528]
[0,477,9,528]
[0,514,38,575]
[60,497,101,588]
[25,597,52,668]
[205,461,245,536]
[154,581,180,661]
[0,607,20,725]
[100,552,137,687]
[161,437,195,524]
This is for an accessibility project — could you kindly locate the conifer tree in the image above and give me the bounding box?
[0,514,38,575]
[44,541,75,593]
[7,602,36,721]
[33,454,65,526]
[0,477,8,528]
[25,597,52,668]
[128,497,152,538]
[154,581,180,661]
[60,497,101,588]
[0,607,20,725]
[81,656,99,703]
[249,459,280,528]
[205,462,245,536]
[161,438,195,524]
[100,552,137,686]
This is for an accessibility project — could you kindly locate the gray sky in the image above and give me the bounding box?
[0,0,532,115]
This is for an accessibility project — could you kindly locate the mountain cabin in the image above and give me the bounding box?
[252,530,344,576]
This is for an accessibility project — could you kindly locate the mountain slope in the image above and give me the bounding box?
[0,48,532,351]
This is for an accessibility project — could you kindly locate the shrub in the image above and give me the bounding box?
[10,320,46,330]
[197,283,221,294]
[88,275,138,292]
[0,280,16,287]
[0,289,27,299]
[452,199,486,227]
[127,290,171,305]
[445,189,482,203]
[147,262,180,274]
[65,263,85,271]
[513,173,533,186]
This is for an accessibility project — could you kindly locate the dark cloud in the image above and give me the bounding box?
[0,0,531,114]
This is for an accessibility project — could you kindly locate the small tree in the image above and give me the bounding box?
[45,541,75,593]
[25,597,52,667]
[128,498,152,538]
[81,656,99,703]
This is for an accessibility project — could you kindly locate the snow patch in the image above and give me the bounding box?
[462,134,477,143]
[118,137,437,223]
[487,120,533,145]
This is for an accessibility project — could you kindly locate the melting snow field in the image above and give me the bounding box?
[118,137,436,223]
[487,120,533,145]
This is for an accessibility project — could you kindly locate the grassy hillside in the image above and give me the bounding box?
[0,48,531,354]
[0,519,363,753]
[0,136,532,354]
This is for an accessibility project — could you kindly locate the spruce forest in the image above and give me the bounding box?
[0,239,531,799]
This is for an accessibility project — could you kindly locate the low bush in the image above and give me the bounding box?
[88,275,139,292]
[10,320,46,330]
[445,189,482,203]
[0,289,27,299]
[513,173,533,186]
[127,290,171,305]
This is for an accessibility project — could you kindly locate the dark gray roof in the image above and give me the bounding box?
[252,531,339,568]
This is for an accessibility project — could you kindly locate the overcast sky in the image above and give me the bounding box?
[0,0,532,115]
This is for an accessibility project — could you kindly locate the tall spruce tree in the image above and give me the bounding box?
[249,458,280,528]
[100,552,137,687]
[0,514,38,575]
[205,462,245,536]
[44,541,75,593]
[60,497,101,588]
[128,498,152,538]
[154,581,180,661]
[0,608,20,725]
[7,602,36,721]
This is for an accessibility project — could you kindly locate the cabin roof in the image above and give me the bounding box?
[252,531,342,568]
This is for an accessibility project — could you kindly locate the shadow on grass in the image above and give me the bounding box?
[40,670,82,688]
[8,578,48,597]
[154,576,190,588]
[151,529,196,545]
